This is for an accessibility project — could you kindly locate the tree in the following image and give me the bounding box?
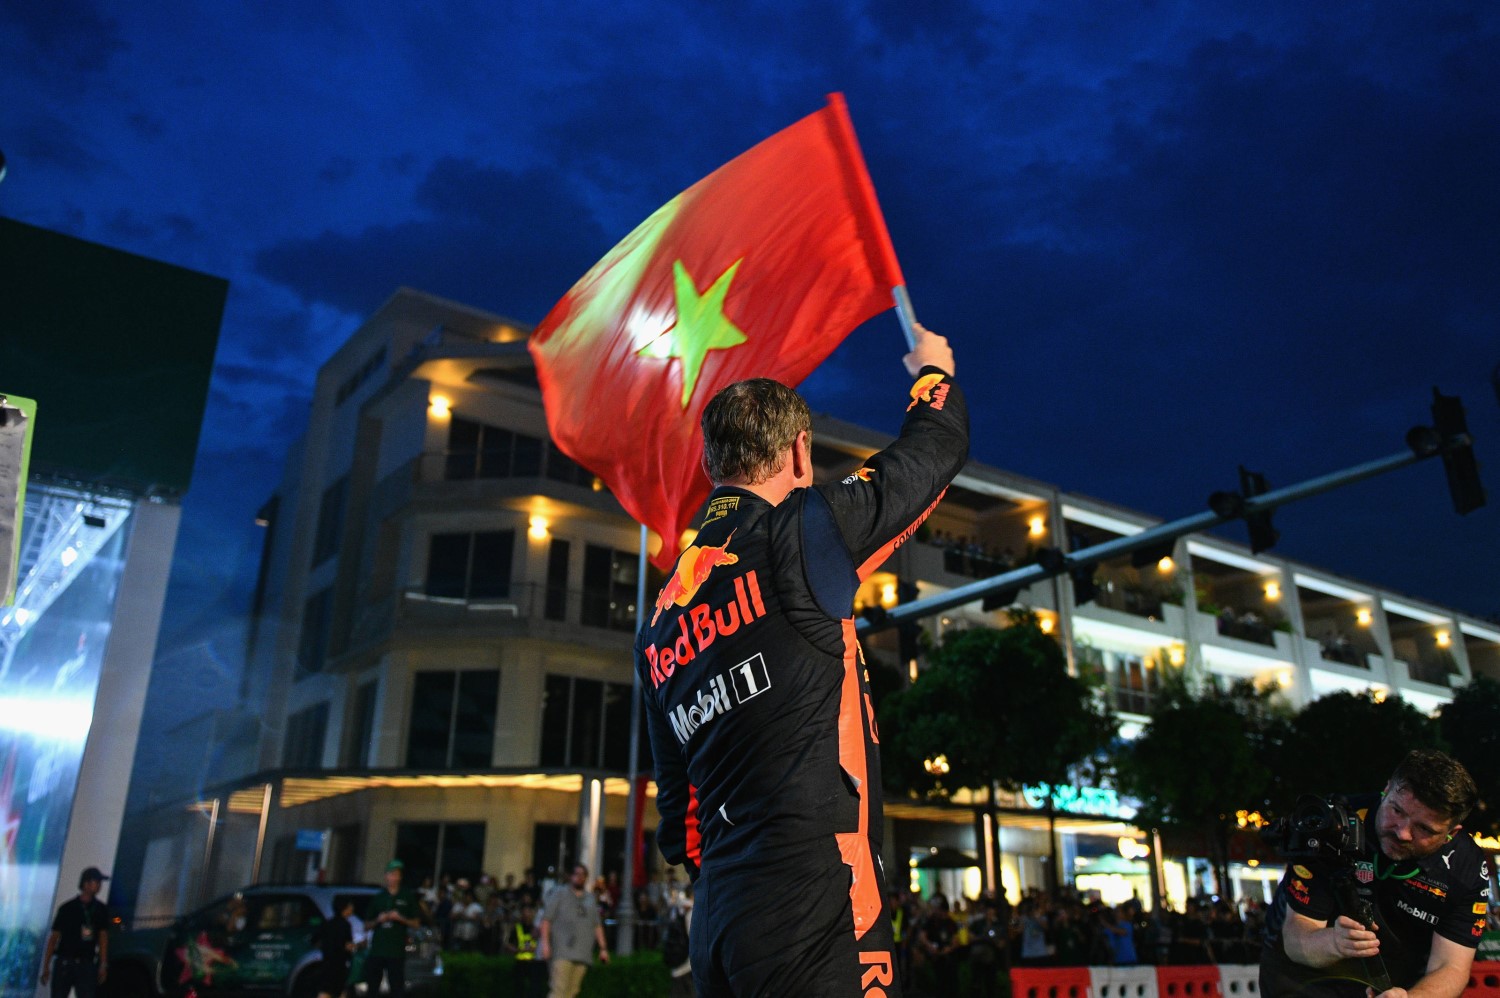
[1271,690,1442,813]
[1113,676,1290,899]
[878,613,1117,892]
[1439,676,1500,836]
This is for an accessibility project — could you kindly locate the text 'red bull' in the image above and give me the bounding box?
[646,571,766,688]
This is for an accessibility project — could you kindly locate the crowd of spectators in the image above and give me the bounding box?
[889,887,1268,997]
[413,868,678,956]
[928,530,1020,579]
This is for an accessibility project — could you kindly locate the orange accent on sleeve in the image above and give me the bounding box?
[837,620,883,939]
[685,785,702,868]
[856,489,947,581]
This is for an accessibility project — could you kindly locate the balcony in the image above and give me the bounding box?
[339,582,639,665]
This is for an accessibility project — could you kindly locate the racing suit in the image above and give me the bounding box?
[635,366,968,997]
[1260,793,1489,998]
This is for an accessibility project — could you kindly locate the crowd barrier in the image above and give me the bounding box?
[1011,963,1500,998]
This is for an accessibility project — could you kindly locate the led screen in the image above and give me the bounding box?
[0,498,130,995]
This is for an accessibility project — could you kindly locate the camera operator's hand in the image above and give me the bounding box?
[1328,915,1381,960]
[1284,912,1381,969]
[1367,987,1408,998]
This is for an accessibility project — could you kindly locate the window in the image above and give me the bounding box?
[343,682,378,768]
[444,415,597,486]
[298,588,333,675]
[532,822,577,880]
[283,702,329,769]
[425,530,514,600]
[545,539,570,621]
[1111,655,1158,715]
[539,674,649,771]
[395,822,486,885]
[311,475,348,567]
[581,543,662,631]
[406,670,500,768]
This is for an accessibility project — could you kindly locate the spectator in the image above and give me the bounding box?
[919,894,961,997]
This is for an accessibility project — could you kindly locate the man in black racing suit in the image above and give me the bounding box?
[635,323,966,997]
[1261,750,1489,998]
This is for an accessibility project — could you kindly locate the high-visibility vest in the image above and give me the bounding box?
[515,923,536,960]
[891,907,905,943]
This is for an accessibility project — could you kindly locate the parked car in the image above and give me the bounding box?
[106,884,441,997]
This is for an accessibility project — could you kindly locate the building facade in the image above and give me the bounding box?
[134,287,1500,918]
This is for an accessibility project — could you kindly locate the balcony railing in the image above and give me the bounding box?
[1406,653,1458,687]
[1209,607,1281,647]
[392,582,641,634]
[1109,686,1155,716]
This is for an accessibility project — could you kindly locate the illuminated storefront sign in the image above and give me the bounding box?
[1021,782,1137,820]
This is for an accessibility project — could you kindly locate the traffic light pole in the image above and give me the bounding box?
[857,444,1451,636]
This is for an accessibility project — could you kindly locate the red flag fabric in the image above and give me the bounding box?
[529,93,904,569]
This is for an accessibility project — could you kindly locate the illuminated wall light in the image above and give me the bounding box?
[1157,556,1175,574]
[1435,630,1451,648]
[1355,608,1373,627]
[1039,616,1056,634]
[429,394,452,417]
[528,515,550,541]
[591,476,604,492]
[1372,688,1388,703]
[1264,581,1281,601]
[908,658,919,683]
[1027,514,1047,537]
[1167,645,1186,666]
[880,582,898,608]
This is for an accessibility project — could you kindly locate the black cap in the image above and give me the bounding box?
[79,867,109,887]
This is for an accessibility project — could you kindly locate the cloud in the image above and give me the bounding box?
[0,0,127,74]
[254,157,609,321]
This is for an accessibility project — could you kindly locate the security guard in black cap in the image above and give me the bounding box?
[40,867,111,998]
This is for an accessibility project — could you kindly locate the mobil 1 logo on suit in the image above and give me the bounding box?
[669,653,772,745]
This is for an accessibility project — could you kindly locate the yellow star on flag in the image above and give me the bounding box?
[638,259,748,408]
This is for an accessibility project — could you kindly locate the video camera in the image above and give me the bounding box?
[1262,794,1392,992]
[1262,794,1367,863]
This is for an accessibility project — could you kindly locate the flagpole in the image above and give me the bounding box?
[892,285,917,350]
[616,522,649,955]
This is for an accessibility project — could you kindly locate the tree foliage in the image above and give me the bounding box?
[1271,690,1442,812]
[1112,676,1291,893]
[878,614,1117,798]
[1439,676,1500,836]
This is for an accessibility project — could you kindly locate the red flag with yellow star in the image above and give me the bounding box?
[528,93,904,569]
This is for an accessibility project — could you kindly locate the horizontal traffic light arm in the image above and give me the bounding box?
[857,447,1430,636]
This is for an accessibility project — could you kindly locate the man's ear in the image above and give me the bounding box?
[792,430,813,483]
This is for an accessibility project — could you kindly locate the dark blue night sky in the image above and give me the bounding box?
[3,2,1498,748]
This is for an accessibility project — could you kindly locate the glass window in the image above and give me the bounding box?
[406,670,499,768]
[539,675,640,770]
[512,434,543,476]
[283,702,329,769]
[311,475,348,568]
[407,672,456,768]
[570,679,603,771]
[344,682,378,768]
[452,671,499,768]
[545,539,569,621]
[425,531,514,601]
[469,531,514,599]
[445,417,482,480]
[298,588,333,675]
[395,822,485,886]
[425,534,470,599]
[478,426,513,479]
[539,675,572,767]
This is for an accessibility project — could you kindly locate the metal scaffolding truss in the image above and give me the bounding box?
[0,482,133,677]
